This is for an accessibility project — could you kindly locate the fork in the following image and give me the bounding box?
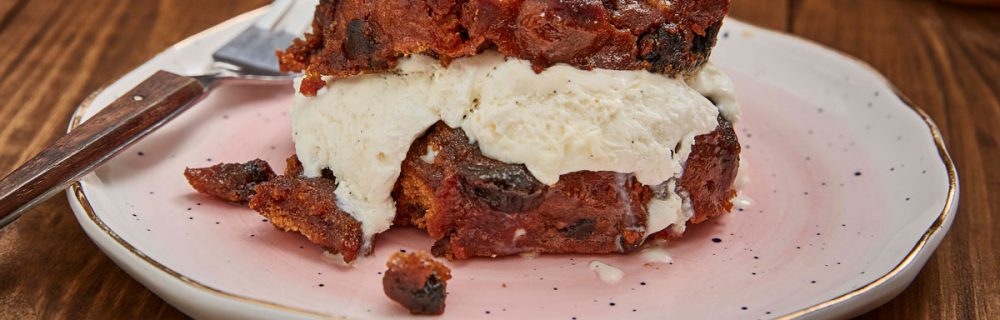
[0,0,317,228]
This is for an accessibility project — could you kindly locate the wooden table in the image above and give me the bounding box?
[0,1,996,318]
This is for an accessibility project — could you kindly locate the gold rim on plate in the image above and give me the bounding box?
[66,11,959,319]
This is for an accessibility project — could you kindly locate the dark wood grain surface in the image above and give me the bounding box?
[0,0,996,319]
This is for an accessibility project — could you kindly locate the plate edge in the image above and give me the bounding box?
[64,15,961,320]
[723,19,960,320]
[65,6,340,320]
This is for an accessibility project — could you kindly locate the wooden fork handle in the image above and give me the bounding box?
[0,71,206,227]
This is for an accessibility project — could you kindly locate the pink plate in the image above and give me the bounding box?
[68,8,957,320]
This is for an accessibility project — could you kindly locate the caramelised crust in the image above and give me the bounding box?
[249,175,366,262]
[183,159,276,203]
[383,251,452,315]
[279,0,731,95]
[394,119,739,259]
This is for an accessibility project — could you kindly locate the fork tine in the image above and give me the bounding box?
[273,0,318,34]
[211,0,314,75]
[254,0,294,30]
[211,28,296,75]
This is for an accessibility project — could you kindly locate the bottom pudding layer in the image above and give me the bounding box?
[186,119,740,262]
[394,119,740,260]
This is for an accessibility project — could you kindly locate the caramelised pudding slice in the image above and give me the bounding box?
[186,0,743,263]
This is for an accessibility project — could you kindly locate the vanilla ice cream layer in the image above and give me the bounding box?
[291,51,739,249]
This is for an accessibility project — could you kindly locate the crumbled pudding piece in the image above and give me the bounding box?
[185,157,365,262]
[183,159,275,203]
[250,175,366,262]
[383,251,452,315]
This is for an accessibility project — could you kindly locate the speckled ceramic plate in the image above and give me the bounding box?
[66,7,957,320]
